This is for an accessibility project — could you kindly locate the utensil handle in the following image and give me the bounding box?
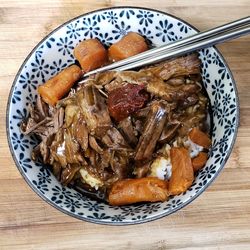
[81,17,250,78]
[115,24,250,71]
[84,17,250,77]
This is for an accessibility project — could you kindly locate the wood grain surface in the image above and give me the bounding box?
[1,0,250,249]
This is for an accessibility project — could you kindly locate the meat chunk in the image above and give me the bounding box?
[37,134,55,163]
[50,127,86,168]
[135,102,167,161]
[146,78,200,102]
[35,95,49,120]
[102,127,130,150]
[104,80,128,93]
[61,164,81,186]
[159,121,181,144]
[145,54,201,81]
[110,151,130,180]
[20,95,51,135]
[166,76,185,86]
[181,94,199,108]
[21,96,65,165]
[133,106,150,119]
[118,117,138,147]
[89,136,103,154]
[64,127,86,165]
[64,104,79,127]
[77,85,112,137]
[74,114,88,151]
[116,71,153,85]
[134,161,152,178]
[94,71,117,86]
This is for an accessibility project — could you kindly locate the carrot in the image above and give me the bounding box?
[188,127,212,149]
[73,39,108,72]
[108,177,169,206]
[169,147,194,195]
[108,32,148,62]
[38,65,82,106]
[192,152,208,172]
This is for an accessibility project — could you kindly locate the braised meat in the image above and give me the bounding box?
[135,102,167,161]
[22,52,210,204]
[77,85,112,137]
[144,53,201,80]
[118,117,138,147]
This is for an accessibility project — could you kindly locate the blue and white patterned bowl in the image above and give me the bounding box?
[7,7,239,225]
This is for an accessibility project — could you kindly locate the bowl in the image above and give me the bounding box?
[7,6,239,225]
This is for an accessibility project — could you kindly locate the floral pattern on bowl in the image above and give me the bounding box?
[7,7,239,225]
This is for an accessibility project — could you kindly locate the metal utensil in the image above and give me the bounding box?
[80,16,250,80]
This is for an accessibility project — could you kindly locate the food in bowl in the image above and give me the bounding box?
[20,31,212,206]
[7,7,239,224]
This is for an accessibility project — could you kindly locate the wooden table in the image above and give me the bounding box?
[1,0,250,249]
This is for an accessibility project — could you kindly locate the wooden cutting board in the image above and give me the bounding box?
[1,0,250,249]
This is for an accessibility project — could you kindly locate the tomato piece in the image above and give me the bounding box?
[108,84,149,121]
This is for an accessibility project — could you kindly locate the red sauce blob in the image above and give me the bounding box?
[108,84,149,121]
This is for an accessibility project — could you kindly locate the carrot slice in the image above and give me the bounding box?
[108,32,148,62]
[169,147,194,195]
[38,65,82,106]
[192,152,208,172]
[188,127,212,149]
[108,177,169,206]
[74,39,108,72]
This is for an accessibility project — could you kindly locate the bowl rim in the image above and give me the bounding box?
[6,6,240,225]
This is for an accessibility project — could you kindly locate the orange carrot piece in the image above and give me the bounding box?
[38,65,82,106]
[188,127,212,149]
[192,152,208,172]
[108,32,148,62]
[169,147,194,195]
[108,177,169,206]
[73,39,108,72]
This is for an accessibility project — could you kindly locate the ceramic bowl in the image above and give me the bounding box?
[7,7,239,225]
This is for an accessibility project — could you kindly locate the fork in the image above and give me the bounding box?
[81,16,250,78]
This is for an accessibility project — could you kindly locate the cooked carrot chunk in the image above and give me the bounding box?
[192,152,208,172]
[169,147,194,195]
[108,177,169,206]
[188,127,212,149]
[108,32,148,62]
[74,39,108,72]
[38,65,82,106]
